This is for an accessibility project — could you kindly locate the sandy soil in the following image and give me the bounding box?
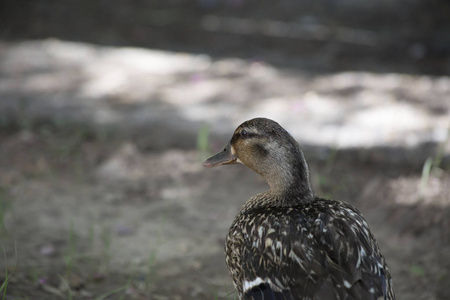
[0,123,449,300]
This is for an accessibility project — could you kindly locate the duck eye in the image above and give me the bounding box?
[240,129,248,138]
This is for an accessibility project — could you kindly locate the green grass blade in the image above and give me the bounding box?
[197,123,210,154]
[0,268,7,300]
[420,157,433,196]
[95,284,129,300]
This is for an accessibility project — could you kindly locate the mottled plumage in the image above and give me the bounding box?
[203,118,395,300]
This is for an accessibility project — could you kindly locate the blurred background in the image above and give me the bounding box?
[0,1,449,299]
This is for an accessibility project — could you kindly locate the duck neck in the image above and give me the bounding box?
[262,145,315,205]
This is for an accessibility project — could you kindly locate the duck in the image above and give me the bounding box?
[203,118,395,300]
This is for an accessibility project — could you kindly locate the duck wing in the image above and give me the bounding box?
[226,201,394,300]
[311,199,394,300]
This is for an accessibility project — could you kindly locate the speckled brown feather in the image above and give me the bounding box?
[204,118,395,300]
[226,194,394,299]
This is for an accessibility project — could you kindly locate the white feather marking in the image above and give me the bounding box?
[360,247,366,257]
[275,240,282,249]
[343,280,352,288]
[356,247,366,268]
[258,226,264,237]
[243,277,267,293]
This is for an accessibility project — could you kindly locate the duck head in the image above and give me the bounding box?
[203,118,314,199]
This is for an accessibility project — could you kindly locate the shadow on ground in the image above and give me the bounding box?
[1,0,450,75]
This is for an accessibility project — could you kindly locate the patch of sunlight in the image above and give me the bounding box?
[80,47,211,100]
[350,102,427,131]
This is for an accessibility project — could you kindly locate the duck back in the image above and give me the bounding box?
[226,195,394,300]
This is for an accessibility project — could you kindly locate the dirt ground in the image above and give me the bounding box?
[0,120,449,300]
[1,1,450,300]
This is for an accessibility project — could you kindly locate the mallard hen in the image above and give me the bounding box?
[203,118,395,300]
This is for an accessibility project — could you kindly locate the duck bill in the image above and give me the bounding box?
[202,144,237,168]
